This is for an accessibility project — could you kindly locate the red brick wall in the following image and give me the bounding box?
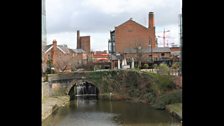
[115,20,156,54]
[124,52,171,62]
[77,30,81,49]
[52,40,57,64]
[71,52,87,65]
[80,36,90,53]
[148,12,154,29]
[44,47,70,72]
[152,52,171,58]
[43,40,90,72]
[170,47,181,52]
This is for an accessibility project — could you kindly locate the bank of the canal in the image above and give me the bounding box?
[99,92,182,122]
[87,70,182,121]
[42,81,69,121]
[42,96,69,121]
[166,103,182,121]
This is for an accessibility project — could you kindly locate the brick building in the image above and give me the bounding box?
[43,40,87,73]
[70,49,88,65]
[92,50,109,63]
[77,30,90,53]
[170,47,181,62]
[170,47,181,52]
[124,47,171,63]
[108,12,157,55]
[108,12,176,69]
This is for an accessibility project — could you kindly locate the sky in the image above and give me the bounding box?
[45,0,182,51]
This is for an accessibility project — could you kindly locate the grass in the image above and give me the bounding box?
[152,89,182,109]
[166,103,182,113]
[166,103,182,119]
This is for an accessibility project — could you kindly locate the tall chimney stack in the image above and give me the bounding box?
[77,30,80,49]
[52,39,57,64]
[148,12,154,29]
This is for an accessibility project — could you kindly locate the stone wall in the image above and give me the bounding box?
[42,82,50,99]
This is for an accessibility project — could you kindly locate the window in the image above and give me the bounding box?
[161,53,165,56]
[112,43,115,52]
[108,42,112,52]
[111,32,115,40]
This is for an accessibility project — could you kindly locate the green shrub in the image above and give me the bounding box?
[146,92,156,103]
[158,75,176,91]
[158,63,170,75]
[152,90,182,109]
[128,89,141,97]
[172,62,180,69]
[148,74,176,96]
[143,64,149,69]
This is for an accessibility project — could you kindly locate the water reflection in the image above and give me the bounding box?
[43,99,181,126]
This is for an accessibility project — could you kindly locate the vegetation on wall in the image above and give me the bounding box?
[85,70,181,109]
[152,90,182,109]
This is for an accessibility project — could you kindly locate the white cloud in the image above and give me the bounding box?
[47,31,110,51]
[47,32,76,49]
[45,0,182,51]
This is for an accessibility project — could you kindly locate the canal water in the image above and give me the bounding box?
[42,99,181,126]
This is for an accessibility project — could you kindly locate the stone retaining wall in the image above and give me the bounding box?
[42,96,69,121]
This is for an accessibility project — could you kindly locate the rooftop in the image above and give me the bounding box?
[124,47,171,53]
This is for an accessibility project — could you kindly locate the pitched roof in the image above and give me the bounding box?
[43,44,71,54]
[124,47,171,53]
[42,44,52,52]
[57,45,70,54]
[171,51,181,56]
[116,18,148,30]
[150,47,171,52]
[70,49,85,53]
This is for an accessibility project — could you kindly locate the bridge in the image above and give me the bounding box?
[43,70,181,100]
[45,71,101,98]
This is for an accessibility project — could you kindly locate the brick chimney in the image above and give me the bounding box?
[52,39,57,64]
[77,30,80,49]
[148,12,154,29]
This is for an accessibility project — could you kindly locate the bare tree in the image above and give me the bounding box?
[54,54,72,72]
[134,41,144,68]
[42,61,47,74]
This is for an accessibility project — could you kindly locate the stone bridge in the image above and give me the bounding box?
[46,71,101,97]
[44,70,181,100]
